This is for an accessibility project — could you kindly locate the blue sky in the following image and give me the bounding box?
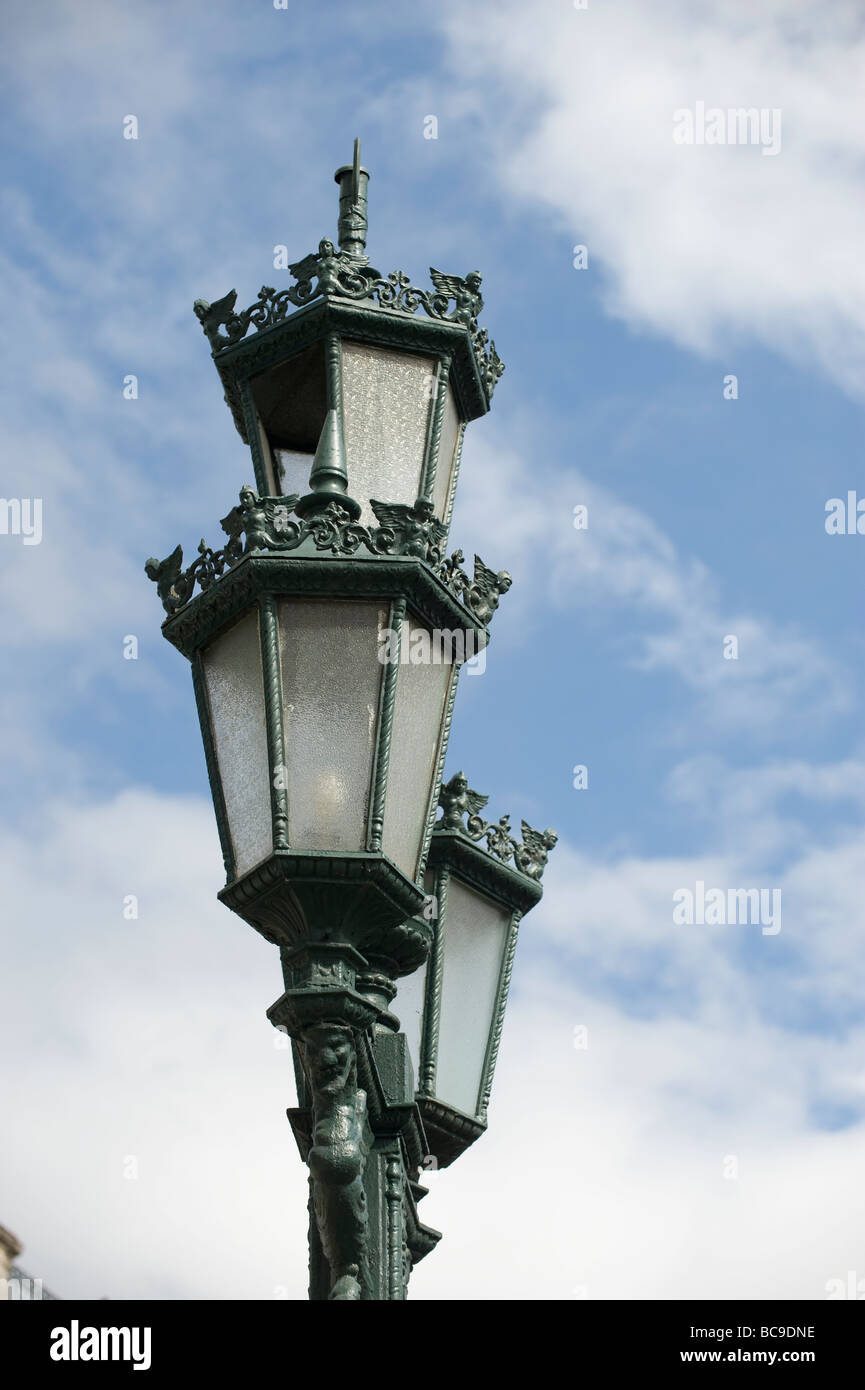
[2,0,865,1299]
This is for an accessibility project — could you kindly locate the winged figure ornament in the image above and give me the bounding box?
[193,289,242,351]
[429,268,484,325]
[465,554,512,625]
[438,771,489,833]
[370,497,447,562]
[514,820,558,880]
[144,544,185,613]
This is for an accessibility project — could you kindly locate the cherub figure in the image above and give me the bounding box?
[238,485,271,552]
[465,555,512,625]
[429,268,484,325]
[370,497,446,563]
[234,486,302,554]
[438,771,488,833]
[310,239,345,297]
[193,289,243,351]
[514,821,558,881]
[144,544,185,613]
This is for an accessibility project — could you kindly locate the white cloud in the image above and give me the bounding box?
[411,978,865,1301]
[449,429,850,735]
[442,0,865,396]
[0,790,310,1300]
[667,751,865,860]
[3,786,864,1300]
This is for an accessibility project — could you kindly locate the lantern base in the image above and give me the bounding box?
[417,1096,487,1169]
[219,848,431,975]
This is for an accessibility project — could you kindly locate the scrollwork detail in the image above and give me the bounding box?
[194,251,504,400]
[146,489,510,628]
[436,774,558,881]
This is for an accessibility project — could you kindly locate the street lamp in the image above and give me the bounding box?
[395,774,557,1169]
[146,141,554,1300]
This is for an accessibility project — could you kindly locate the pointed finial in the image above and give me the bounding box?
[352,136,360,205]
[294,408,361,521]
[334,138,369,260]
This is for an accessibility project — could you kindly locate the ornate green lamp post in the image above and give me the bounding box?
[145,142,555,1300]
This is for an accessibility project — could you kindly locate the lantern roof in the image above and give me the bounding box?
[147,487,511,657]
[431,770,557,913]
[404,775,558,1169]
[192,140,504,441]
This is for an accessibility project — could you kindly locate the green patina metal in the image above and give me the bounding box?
[418,663,459,878]
[442,418,466,534]
[157,550,488,661]
[189,135,503,556]
[192,249,503,430]
[208,299,491,487]
[418,864,448,1100]
[259,594,289,852]
[479,908,523,1126]
[295,331,359,520]
[334,140,370,259]
[145,485,510,631]
[411,779,558,1169]
[418,352,452,504]
[144,142,554,1301]
[367,596,404,856]
[191,652,235,882]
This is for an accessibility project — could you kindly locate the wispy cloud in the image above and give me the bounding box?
[441,0,865,396]
[3,787,864,1299]
[450,429,851,738]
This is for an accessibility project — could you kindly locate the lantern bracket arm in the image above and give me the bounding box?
[355,1031,430,1160]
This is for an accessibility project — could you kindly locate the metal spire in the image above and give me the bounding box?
[334,138,370,260]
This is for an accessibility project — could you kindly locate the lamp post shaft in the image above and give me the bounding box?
[272,943,437,1300]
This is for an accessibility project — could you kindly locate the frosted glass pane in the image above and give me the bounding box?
[341,342,435,525]
[382,615,453,880]
[436,879,511,1117]
[256,417,280,496]
[202,610,273,878]
[274,449,313,499]
[432,387,462,523]
[279,599,386,852]
[392,960,427,1084]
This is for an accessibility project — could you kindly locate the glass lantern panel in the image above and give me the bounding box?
[202,609,273,878]
[392,959,427,1085]
[341,342,436,526]
[436,878,512,1118]
[381,615,454,880]
[255,415,280,497]
[250,341,327,479]
[274,449,313,499]
[432,386,462,524]
[278,599,386,852]
[391,870,436,1081]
